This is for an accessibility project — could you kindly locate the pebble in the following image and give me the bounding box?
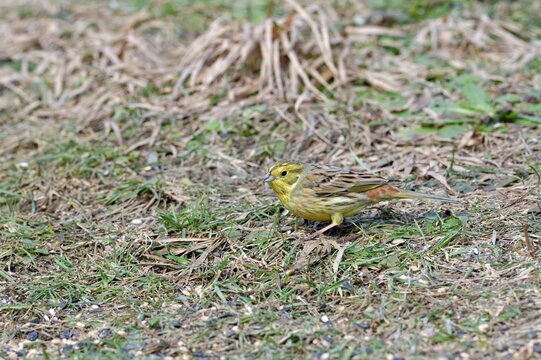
[60,329,74,339]
[355,321,371,330]
[59,300,69,310]
[478,324,490,332]
[171,320,182,329]
[27,331,39,341]
[437,287,447,295]
[99,329,112,338]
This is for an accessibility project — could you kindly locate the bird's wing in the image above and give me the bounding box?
[303,164,389,197]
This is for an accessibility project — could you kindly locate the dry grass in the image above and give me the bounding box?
[1,0,541,359]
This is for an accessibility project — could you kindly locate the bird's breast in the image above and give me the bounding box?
[277,191,331,222]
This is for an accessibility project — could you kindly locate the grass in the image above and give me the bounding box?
[1,0,541,358]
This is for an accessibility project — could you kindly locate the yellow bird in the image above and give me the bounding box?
[263,161,458,239]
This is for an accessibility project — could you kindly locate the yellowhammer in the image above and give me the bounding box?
[263,161,459,239]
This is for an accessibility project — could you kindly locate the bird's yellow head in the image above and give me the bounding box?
[263,161,305,200]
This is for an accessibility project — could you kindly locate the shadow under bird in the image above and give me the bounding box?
[263,161,459,239]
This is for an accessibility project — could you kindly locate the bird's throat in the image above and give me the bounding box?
[270,181,291,201]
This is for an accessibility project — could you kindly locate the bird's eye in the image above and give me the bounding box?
[281,170,288,176]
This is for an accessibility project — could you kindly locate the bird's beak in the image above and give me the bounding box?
[263,174,274,183]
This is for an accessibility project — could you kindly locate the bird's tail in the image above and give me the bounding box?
[395,189,459,204]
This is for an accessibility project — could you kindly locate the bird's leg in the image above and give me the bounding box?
[304,213,343,241]
[305,222,338,240]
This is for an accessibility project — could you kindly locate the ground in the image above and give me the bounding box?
[1,0,541,359]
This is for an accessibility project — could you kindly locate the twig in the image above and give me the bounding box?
[518,131,533,156]
[522,224,537,258]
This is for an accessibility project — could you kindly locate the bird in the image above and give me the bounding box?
[263,161,459,239]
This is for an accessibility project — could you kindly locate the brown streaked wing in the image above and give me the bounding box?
[304,164,389,197]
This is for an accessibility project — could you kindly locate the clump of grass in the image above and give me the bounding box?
[104,179,162,205]
[157,194,223,235]
[0,179,22,208]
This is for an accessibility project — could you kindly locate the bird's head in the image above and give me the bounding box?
[263,161,305,199]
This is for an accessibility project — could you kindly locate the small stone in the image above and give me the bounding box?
[322,335,332,347]
[171,320,182,329]
[437,287,447,295]
[99,329,112,338]
[478,324,490,332]
[320,315,330,323]
[341,280,353,290]
[355,321,371,330]
[122,342,139,352]
[60,329,74,339]
[27,331,39,341]
[14,350,27,358]
[131,218,143,225]
[59,300,69,310]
